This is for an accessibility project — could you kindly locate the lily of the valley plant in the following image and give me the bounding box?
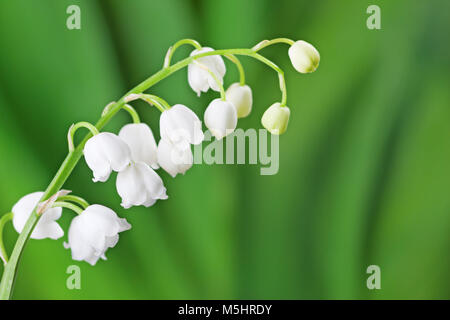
[0,37,319,299]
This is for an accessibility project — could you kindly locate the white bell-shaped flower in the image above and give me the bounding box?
[63,204,131,266]
[116,162,168,209]
[261,102,291,135]
[204,98,237,140]
[160,104,204,149]
[157,139,193,178]
[225,83,253,118]
[288,40,320,73]
[188,47,226,96]
[12,192,63,240]
[84,132,131,183]
[119,123,159,169]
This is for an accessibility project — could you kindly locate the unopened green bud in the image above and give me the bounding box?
[288,40,320,73]
[261,103,290,135]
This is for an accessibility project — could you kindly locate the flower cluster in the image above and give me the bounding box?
[2,38,319,268]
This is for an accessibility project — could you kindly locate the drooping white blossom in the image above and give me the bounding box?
[83,132,132,183]
[225,83,253,118]
[157,139,193,178]
[160,104,204,149]
[116,162,168,209]
[119,123,159,169]
[288,40,320,73]
[188,47,226,96]
[12,192,63,240]
[261,102,290,135]
[204,98,237,140]
[63,204,131,266]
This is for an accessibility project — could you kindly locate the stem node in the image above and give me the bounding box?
[67,122,100,152]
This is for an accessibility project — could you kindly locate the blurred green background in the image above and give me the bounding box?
[0,0,449,299]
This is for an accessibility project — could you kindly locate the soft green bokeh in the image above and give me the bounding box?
[0,0,448,299]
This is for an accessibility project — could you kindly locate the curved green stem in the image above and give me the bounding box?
[0,46,287,300]
[224,54,246,85]
[122,104,141,123]
[125,93,170,112]
[51,202,83,215]
[102,102,141,123]
[57,195,89,209]
[140,94,171,111]
[193,61,226,100]
[252,38,295,52]
[67,121,99,152]
[0,213,13,265]
[252,52,287,106]
[164,38,202,68]
[189,49,286,105]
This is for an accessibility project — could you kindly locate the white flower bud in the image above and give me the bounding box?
[84,132,131,183]
[261,103,290,135]
[116,162,168,209]
[157,139,193,178]
[225,83,253,118]
[204,98,237,140]
[63,204,131,266]
[288,40,320,73]
[119,123,159,169]
[160,104,204,150]
[12,192,63,240]
[188,47,226,96]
